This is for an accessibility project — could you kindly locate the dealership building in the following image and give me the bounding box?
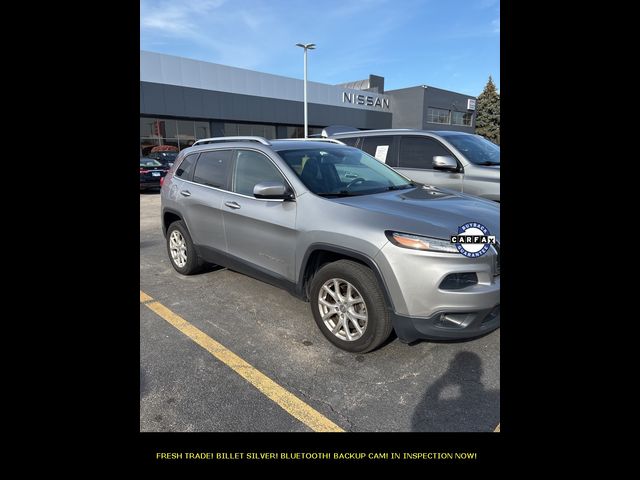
[140,50,477,155]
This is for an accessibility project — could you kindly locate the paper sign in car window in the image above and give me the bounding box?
[374,145,389,163]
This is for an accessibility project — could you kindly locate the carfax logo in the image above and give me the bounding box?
[450,222,496,258]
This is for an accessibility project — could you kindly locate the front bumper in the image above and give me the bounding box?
[374,241,500,341]
[391,304,500,343]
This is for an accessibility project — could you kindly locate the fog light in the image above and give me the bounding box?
[439,272,478,290]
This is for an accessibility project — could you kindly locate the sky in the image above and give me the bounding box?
[140,0,499,96]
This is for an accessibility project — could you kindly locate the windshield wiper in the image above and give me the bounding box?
[317,189,391,197]
[387,183,416,191]
[478,161,500,166]
[315,191,355,197]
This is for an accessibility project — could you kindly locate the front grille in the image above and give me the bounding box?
[492,242,500,275]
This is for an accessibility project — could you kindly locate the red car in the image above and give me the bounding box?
[140,158,169,191]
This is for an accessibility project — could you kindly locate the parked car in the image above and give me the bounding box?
[330,129,500,201]
[140,158,169,191]
[161,137,500,352]
[147,150,178,167]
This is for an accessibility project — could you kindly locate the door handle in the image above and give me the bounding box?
[224,201,241,209]
[180,190,191,197]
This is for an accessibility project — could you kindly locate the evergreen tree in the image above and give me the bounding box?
[475,76,500,144]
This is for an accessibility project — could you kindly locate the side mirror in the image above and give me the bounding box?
[253,181,294,200]
[433,155,459,172]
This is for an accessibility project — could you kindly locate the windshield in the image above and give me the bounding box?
[158,152,177,159]
[445,135,500,165]
[277,147,414,197]
[140,158,162,167]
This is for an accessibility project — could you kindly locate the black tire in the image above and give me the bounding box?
[166,220,204,275]
[309,259,392,353]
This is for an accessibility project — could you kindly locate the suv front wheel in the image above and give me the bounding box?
[309,260,392,353]
[166,220,204,275]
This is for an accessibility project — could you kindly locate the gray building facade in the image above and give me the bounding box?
[140,51,475,155]
[386,86,476,132]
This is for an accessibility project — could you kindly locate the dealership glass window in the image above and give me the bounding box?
[194,121,210,139]
[224,122,276,138]
[261,125,276,139]
[140,138,160,156]
[140,117,178,138]
[224,123,239,136]
[193,149,233,189]
[244,123,276,138]
[398,136,454,169]
[451,111,473,126]
[141,117,210,153]
[140,117,157,137]
[426,107,450,124]
[175,153,199,179]
[233,150,286,196]
[160,139,179,150]
[177,120,195,138]
[179,139,197,151]
[237,123,253,136]
[285,126,303,138]
[162,119,178,138]
[285,126,323,138]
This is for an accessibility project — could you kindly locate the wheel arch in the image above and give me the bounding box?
[297,243,396,311]
[162,208,183,237]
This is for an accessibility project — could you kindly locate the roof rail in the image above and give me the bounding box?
[283,138,346,145]
[333,128,416,136]
[192,136,271,147]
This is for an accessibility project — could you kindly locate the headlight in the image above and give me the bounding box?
[385,231,459,253]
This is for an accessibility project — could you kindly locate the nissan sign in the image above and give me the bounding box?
[342,92,390,109]
[467,99,476,111]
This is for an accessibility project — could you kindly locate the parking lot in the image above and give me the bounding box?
[140,192,500,432]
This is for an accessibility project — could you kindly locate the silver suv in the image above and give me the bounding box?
[331,129,500,201]
[161,136,500,353]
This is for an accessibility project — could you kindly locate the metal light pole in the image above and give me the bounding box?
[295,43,316,138]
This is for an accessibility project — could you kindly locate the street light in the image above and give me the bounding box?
[295,42,316,138]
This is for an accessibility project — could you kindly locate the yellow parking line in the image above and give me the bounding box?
[140,290,344,432]
[140,291,154,303]
[494,423,500,432]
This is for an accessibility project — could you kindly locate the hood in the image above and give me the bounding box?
[331,186,500,240]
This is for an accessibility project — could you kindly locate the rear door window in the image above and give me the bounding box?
[193,150,233,189]
[361,136,395,165]
[398,136,454,169]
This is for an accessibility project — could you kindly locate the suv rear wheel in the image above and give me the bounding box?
[309,260,392,353]
[166,220,204,275]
